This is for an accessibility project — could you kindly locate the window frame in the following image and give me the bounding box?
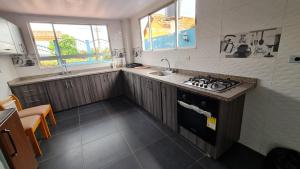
[139,0,197,52]
[28,22,113,68]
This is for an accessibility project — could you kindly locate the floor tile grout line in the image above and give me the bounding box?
[38,102,118,168]
[106,101,145,169]
[77,105,86,169]
[186,156,208,169]
[137,108,208,160]
[113,98,207,161]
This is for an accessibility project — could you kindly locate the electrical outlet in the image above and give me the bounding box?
[289,55,300,63]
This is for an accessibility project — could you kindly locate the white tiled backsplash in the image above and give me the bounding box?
[130,0,300,155]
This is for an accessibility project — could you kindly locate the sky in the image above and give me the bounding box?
[30,23,109,42]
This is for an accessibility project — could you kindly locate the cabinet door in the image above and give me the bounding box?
[109,71,122,98]
[45,79,75,112]
[151,79,162,121]
[132,74,142,106]
[115,71,123,96]
[123,72,135,101]
[161,83,178,131]
[141,77,162,121]
[0,18,17,54]
[69,76,92,106]
[123,72,130,99]
[141,77,151,113]
[0,111,37,169]
[10,83,49,109]
[0,18,13,44]
[7,22,26,55]
[88,74,105,102]
[100,73,111,100]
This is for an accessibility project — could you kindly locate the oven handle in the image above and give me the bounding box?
[177,100,212,117]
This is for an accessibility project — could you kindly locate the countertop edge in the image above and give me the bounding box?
[121,68,256,102]
[8,68,257,102]
[0,108,16,126]
[8,68,121,87]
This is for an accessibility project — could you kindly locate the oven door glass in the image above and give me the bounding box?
[178,103,217,145]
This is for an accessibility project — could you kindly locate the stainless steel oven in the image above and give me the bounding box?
[177,89,219,145]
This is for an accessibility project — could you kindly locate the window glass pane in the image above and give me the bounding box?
[92,25,112,63]
[30,23,59,67]
[53,24,95,65]
[150,3,176,49]
[140,16,151,51]
[178,0,196,48]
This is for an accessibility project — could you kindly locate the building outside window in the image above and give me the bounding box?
[140,0,196,51]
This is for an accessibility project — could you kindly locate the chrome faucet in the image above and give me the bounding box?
[161,58,171,71]
[61,60,69,75]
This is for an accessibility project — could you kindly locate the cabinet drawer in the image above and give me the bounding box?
[10,83,49,109]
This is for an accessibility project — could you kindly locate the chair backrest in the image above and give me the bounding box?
[0,96,16,111]
[9,95,23,111]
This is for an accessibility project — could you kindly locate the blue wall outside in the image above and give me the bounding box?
[144,28,196,50]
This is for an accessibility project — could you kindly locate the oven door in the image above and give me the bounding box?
[177,100,216,145]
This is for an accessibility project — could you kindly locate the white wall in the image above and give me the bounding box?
[0,12,125,77]
[130,0,300,155]
[0,56,18,100]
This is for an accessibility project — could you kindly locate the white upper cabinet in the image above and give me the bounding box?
[0,17,26,55]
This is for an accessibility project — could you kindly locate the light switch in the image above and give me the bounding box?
[289,55,300,63]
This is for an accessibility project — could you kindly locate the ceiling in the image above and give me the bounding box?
[0,0,167,19]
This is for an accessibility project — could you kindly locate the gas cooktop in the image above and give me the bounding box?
[183,76,240,92]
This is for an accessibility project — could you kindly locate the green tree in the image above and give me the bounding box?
[49,34,78,55]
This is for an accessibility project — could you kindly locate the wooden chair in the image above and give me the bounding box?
[20,115,49,156]
[0,98,51,156]
[9,95,57,138]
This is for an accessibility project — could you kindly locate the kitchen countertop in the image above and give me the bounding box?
[122,68,256,101]
[8,68,121,87]
[8,67,256,101]
[0,109,15,125]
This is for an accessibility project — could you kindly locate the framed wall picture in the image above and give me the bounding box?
[220,28,282,58]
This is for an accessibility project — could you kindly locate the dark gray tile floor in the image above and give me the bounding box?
[37,97,264,169]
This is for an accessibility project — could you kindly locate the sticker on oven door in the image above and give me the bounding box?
[207,117,217,130]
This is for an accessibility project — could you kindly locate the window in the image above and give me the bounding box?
[30,23,111,67]
[140,16,151,51]
[178,0,196,48]
[139,0,196,51]
[151,3,176,49]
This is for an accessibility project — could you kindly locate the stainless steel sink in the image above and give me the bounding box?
[149,70,173,76]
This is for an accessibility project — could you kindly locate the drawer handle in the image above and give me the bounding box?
[177,100,212,117]
[1,129,18,157]
[27,100,41,103]
[23,90,34,93]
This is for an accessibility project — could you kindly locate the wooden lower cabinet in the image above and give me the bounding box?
[0,109,38,169]
[88,74,104,102]
[132,74,143,106]
[141,77,162,122]
[123,72,135,101]
[10,83,49,109]
[108,71,122,98]
[161,83,178,132]
[69,76,92,107]
[45,79,76,112]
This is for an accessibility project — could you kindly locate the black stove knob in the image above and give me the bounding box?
[199,84,203,87]
[203,84,208,88]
